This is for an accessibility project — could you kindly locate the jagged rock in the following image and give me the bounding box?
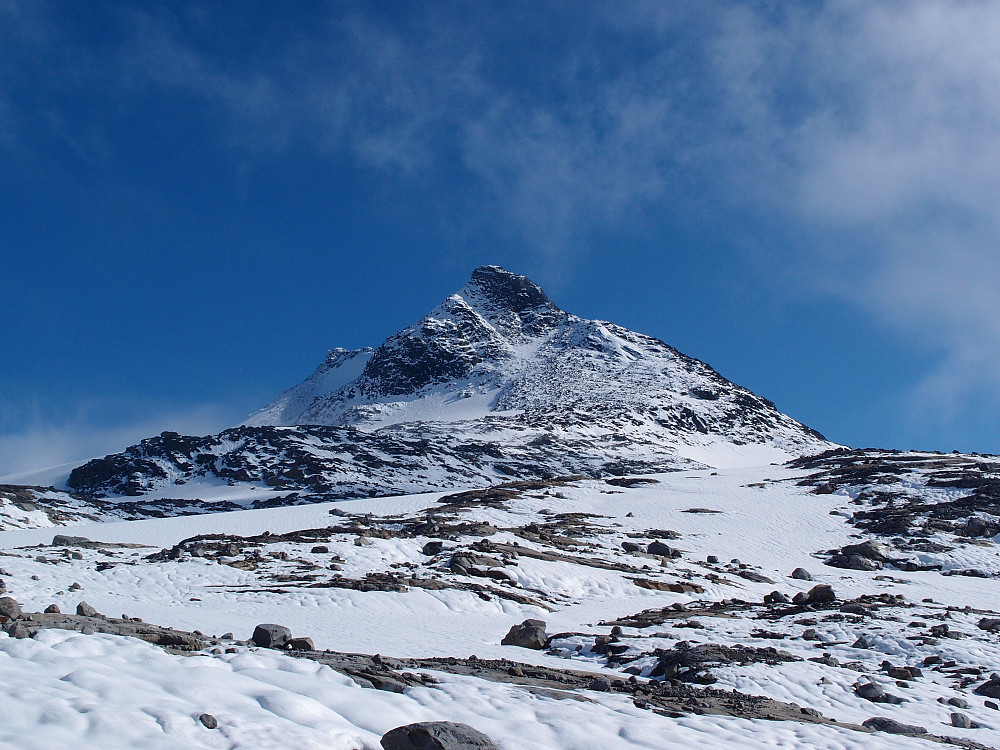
[252,623,292,649]
[199,713,218,729]
[76,601,99,617]
[852,636,871,649]
[380,721,500,750]
[862,717,926,735]
[500,619,548,650]
[0,597,23,620]
[790,568,812,580]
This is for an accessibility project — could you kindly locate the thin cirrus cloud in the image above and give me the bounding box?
[4,1,1000,449]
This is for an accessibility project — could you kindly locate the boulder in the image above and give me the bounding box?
[951,712,973,729]
[199,713,218,729]
[840,540,890,561]
[805,584,836,604]
[975,674,1000,699]
[422,541,444,556]
[978,618,1000,632]
[0,597,23,620]
[76,601,99,617]
[790,568,812,580]
[763,591,789,604]
[289,637,315,651]
[646,540,676,557]
[861,717,926,735]
[252,623,292,649]
[621,541,642,553]
[826,554,882,571]
[500,619,548,650]
[44,604,61,614]
[381,721,500,750]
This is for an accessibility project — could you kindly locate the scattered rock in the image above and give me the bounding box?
[199,713,218,729]
[861,717,927,735]
[500,619,548,650]
[76,601,99,618]
[252,623,292,649]
[380,721,500,750]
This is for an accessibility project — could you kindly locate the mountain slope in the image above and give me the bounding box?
[67,266,831,504]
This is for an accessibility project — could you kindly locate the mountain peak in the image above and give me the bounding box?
[464,266,556,314]
[458,266,564,340]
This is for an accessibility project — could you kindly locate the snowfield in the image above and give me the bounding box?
[1,458,999,749]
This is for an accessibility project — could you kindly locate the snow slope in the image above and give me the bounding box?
[2,458,1000,748]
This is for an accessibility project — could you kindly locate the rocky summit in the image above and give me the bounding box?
[66,266,829,508]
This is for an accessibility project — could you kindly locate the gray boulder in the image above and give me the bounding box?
[381,722,500,750]
[826,554,882,571]
[252,623,292,649]
[861,717,926,735]
[790,568,812,580]
[950,712,973,729]
[501,619,548,650]
[0,597,23,620]
[76,601,99,617]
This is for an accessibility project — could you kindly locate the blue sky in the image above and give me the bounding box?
[3,0,1000,473]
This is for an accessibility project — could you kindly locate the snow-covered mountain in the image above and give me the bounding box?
[66,266,829,504]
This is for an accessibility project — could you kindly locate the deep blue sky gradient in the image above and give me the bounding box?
[2,1,998,473]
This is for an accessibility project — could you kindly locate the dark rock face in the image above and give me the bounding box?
[501,619,549,650]
[252,623,292,649]
[380,721,500,750]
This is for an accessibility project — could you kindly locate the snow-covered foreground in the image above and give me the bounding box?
[1,460,999,748]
